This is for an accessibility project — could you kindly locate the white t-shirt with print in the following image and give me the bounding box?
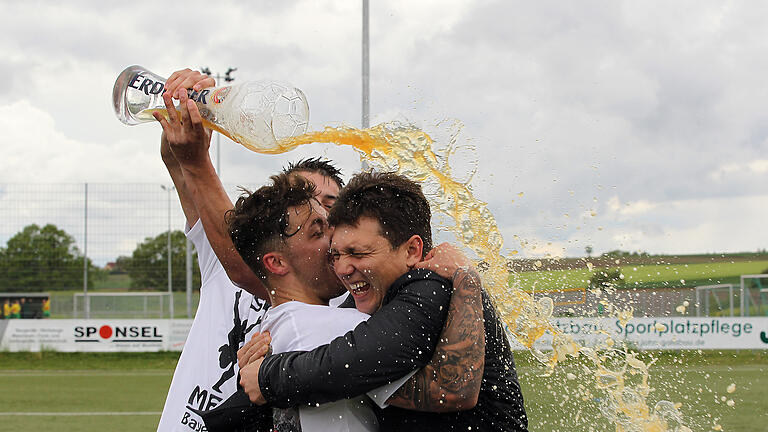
[157,220,269,432]
[260,301,415,432]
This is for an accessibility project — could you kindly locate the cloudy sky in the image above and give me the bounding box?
[2,0,767,260]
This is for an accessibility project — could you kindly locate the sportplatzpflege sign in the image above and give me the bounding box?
[507,317,768,350]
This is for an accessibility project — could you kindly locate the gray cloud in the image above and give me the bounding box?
[2,0,767,257]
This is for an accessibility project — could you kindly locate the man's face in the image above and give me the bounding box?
[282,199,345,300]
[297,171,340,211]
[330,217,412,314]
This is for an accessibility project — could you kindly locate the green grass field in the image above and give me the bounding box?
[0,351,765,431]
[510,260,768,292]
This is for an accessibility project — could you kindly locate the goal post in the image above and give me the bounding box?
[740,274,768,317]
[694,284,734,317]
[73,292,173,319]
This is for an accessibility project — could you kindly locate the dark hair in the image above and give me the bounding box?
[226,173,316,283]
[328,172,432,257]
[284,158,344,189]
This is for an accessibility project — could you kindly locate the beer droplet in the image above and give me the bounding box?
[727,383,736,393]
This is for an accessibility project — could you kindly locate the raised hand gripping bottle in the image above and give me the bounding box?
[112,65,309,153]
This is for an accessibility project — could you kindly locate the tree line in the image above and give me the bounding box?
[0,224,200,292]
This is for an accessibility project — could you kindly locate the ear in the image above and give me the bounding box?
[262,252,290,276]
[403,235,424,267]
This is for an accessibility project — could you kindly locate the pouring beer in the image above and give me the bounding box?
[112,65,309,153]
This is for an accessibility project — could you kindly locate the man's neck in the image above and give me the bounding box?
[266,277,329,307]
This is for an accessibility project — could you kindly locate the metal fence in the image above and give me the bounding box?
[4,183,764,320]
[0,183,250,318]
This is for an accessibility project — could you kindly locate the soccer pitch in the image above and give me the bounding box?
[510,260,768,291]
[0,351,765,431]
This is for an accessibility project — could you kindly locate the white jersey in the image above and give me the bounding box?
[157,220,269,432]
[260,301,414,432]
[261,302,377,432]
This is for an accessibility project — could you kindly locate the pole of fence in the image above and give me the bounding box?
[161,185,175,319]
[168,186,174,319]
[740,276,745,317]
[186,237,192,318]
[83,183,89,319]
[729,284,734,317]
[695,287,700,317]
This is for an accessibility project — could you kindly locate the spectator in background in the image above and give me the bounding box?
[1,300,7,319]
[42,298,51,318]
[10,300,20,319]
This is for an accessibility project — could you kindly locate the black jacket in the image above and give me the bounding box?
[258,268,528,431]
[259,269,452,406]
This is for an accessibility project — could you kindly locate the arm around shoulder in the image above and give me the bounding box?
[387,267,486,412]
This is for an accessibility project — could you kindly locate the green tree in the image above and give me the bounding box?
[0,223,99,292]
[122,230,200,291]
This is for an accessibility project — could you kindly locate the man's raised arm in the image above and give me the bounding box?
[161,131,198,228]
[155,70,268,300]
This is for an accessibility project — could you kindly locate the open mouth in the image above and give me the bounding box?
[348,281,370,297]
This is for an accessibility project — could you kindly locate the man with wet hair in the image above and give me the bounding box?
[224,172,379,430]
[240,172,528,431]
[226,170,491,431]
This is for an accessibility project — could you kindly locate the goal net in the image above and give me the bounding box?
[73,292,172,319]
[740,274,768,317]
[694,284,735,317]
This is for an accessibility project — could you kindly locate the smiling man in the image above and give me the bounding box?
[225,170,487,431]
[334,216,414,315]
[241,172,528,431]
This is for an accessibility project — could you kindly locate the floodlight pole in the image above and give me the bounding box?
[362,0,370,129]
[200,67,237,175]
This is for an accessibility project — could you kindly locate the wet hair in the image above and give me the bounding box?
[328,172,432,257]
[226,173,316,283]
[283,157,344,189]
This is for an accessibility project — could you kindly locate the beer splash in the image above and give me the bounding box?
[277,122,689,431]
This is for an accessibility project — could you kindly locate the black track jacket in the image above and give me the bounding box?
[258,268,528,431]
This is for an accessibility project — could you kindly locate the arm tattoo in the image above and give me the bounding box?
[388,268,486,412]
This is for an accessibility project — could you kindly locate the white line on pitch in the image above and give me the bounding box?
[0,412,161,416]
[0,371,171,377]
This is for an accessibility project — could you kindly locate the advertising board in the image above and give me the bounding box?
[1,317,765,352]
[508,317,768,351]
[0,319,193,352]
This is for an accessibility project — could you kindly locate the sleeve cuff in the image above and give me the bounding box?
[366,369,418,409]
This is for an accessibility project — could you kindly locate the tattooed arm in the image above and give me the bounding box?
[387,245,486,412]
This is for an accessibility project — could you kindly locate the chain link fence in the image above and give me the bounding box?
[0,183,254,319]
